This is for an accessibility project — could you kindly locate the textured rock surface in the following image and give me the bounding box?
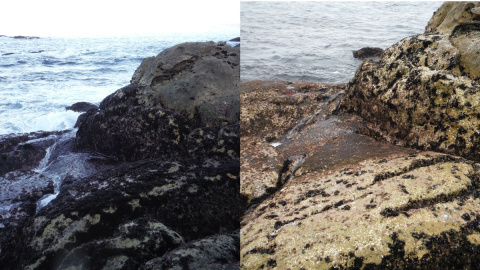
[241,151,480,269]
[342,1,480,161]
[75,104,190,162]
[425,2,480,35]
[240,81,346,204]
[0,130,68,175]
[140,231,240,270]
[352,47,384,59]
[75,42,240,162]
[129,41,239,128]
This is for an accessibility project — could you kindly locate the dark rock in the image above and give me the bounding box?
[57,218,185,270]
[2,53,14,56]
[352,47,384,59]
[9,157,240,270]
[230,37,240,42]
[75,105,190,161]
[0,131,68,175]
[140,231,240,270]
[29,50,44,54]
[65,101,98,112]
[12,36,39,39]
[75,42,240,162]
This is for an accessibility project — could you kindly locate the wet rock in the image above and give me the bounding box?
[0,41,240,270]
[352,47,384,59]
[57,218,185,270]
[65,102,98,112]
[140,231,240,270]
[3,156,240,270]
[0,40,240,269]
[342,2,480,161]
[0,131,68,175]
[75,105,190,161]
[241,81,356,205]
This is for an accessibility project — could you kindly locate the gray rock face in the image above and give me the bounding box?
[129,41,240,128]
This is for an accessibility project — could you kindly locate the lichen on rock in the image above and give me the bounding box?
[341,1,480,161]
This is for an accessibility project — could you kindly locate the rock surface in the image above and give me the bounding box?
[425,2,480,35]
[352,47,384,59]
[75,41,240,162]
[140,230,240,270]
[0,130,69,175]
[0,41,240,269]
[241,150,480,269]
[240,81,346,204]
[65,102,98,112]
[342,1,480,161]
[129,41,240,128]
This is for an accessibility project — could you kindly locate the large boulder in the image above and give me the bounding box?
[341,1,480,161]
[129,41,239,128]
[74,42,240,162]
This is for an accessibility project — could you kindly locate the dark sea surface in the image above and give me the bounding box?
[0,32,239,135]
[241,1,443,83]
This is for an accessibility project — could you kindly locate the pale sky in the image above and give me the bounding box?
[0,0,239,37]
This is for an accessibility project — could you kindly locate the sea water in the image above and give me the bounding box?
[241,1,443,83]
[0,32,239,135]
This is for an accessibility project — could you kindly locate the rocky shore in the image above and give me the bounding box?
[0,41,240,269]
[241,2,480,269]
